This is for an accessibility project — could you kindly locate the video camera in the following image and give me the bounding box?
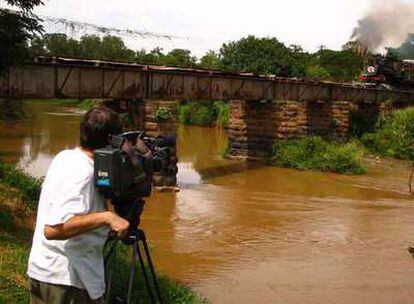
[96,131,173,302]
[93,131,175,220]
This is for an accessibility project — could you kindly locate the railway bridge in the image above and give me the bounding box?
[1,56,414,183]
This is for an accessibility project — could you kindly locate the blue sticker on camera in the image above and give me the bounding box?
[97,177,110,187]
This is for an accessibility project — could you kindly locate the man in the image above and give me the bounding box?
[27,106,130,304]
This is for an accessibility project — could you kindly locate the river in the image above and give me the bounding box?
[1,101,414,303]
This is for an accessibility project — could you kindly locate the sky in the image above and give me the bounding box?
[0,0,397,53]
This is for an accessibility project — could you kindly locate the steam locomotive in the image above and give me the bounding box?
[358,55,414,90]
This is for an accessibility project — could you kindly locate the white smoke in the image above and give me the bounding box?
[352,0,414,54]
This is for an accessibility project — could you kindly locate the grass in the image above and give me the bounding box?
[178,100,229,127]
[0,184,35,304]
[0,160,42,209]
[271,136,366,174]
[0,160,209,303]
[360,107,414,160]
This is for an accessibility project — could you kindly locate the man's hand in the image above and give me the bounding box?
[106,213,130,239]
[44,211,129,240]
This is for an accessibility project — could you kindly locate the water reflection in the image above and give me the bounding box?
[0,102,82,177]
[2,102,414,303]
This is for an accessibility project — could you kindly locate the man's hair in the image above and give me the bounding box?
[80,106,122,150]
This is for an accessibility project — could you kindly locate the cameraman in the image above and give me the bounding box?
[27,106,130,304]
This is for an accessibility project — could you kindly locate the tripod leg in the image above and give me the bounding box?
[127,241,139,304]
[136,240,156,304]
[139,230,163,304]
[105,240,119,304]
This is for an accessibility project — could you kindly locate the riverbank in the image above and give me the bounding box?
[269,106,414,175]
[0,161,208,303]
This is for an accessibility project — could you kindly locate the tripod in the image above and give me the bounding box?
[104,199,163,304]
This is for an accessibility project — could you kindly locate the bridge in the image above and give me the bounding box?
[1,57,414,186]
[1,57,412,102]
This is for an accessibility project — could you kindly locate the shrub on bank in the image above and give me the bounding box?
[271,137,366,174]
[0,160,42,208]
[361,107,414,160]
[178,100,229,127]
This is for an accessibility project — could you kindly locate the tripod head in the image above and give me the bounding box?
[114,198,146,245]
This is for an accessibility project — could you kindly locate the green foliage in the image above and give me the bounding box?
[316,49,364,82]
[199,50,220,70]
[30,34,136,61]
[41,33,80,57]
[0,0,43,74]
[100,35,135,61]
[219,35,306,77]
[178,101,229,127]
[387,34,414,60]
[163,49,197,68]
[0,159,41,207]
[79,34,102,59]
[214,101,229,126]
[271,137,366,174]
[0,229,31,304]
[27,31,366,83]
[135,47,165,65]
[361,107,414,160]
[304,60,331,81]
[155,107,173,122]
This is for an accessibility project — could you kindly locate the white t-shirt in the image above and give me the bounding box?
[27,147,109,300]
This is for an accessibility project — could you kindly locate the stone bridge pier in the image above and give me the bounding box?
[227,100,351,160]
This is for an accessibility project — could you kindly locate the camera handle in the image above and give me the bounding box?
[104,201,163,304]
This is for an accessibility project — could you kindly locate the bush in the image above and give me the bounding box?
[361,107,414,160]
[178,101,229,127]
[155,107,173,122]
[0,160,42,207]
[271,137,366,174]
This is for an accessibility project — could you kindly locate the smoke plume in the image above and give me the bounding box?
[351,0,414,54]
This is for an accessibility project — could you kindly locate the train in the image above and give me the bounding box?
[358,55,414,90]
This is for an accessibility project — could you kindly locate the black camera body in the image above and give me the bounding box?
[93,131,174,220]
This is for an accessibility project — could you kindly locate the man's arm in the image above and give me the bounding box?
[44,211,129,240]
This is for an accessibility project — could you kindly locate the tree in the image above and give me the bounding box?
[79,34,102,59]
[0,0,43,73]
[41,33,80,57]
[387,34,414,60]
[140,47,165,65]
[219,35,304,77]
[316,49,363,82]
[164,49,197,68]
[199,50,220,70]
[100,35,135,61]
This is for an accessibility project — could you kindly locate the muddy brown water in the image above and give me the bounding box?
[1,101,414,303]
